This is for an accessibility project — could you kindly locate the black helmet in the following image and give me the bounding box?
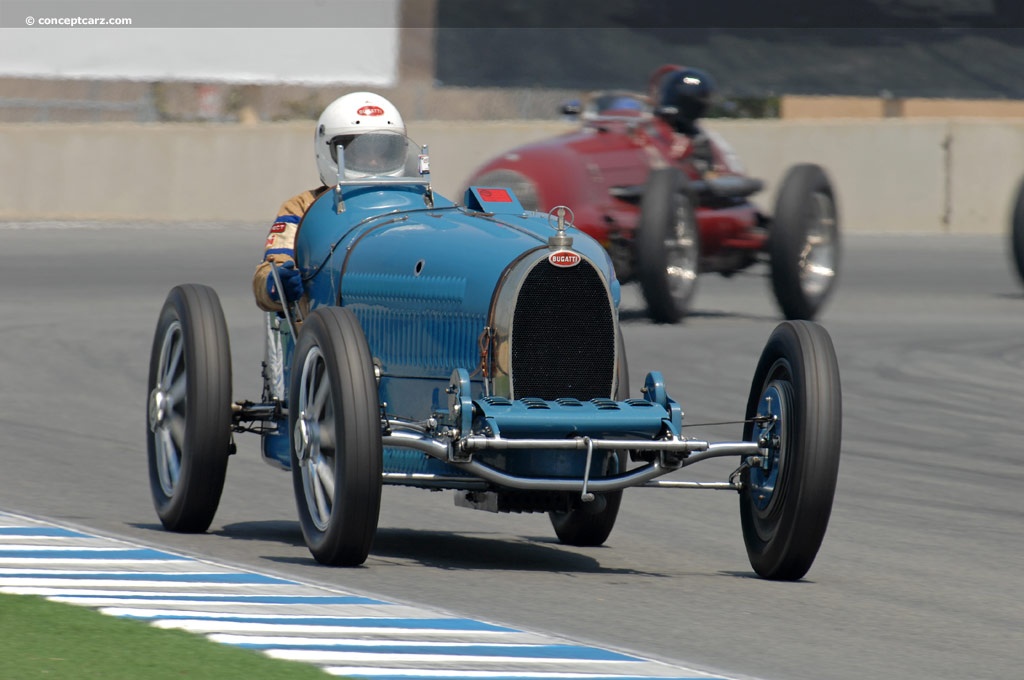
[657,67,715,133]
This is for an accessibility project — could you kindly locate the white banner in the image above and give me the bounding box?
[0,26,399,85]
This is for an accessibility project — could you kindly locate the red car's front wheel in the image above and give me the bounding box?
[769,163,840,320]
[635,168,701,324]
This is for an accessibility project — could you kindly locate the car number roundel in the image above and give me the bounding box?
[549,250,582,268]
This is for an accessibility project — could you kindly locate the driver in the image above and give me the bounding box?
[252,91,406,312]
[655,66,715,137]
[653,66,719,174]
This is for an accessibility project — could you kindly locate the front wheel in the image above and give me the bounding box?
[635,168,701,324]
[290,307,382,566]
[740,320,842,580]
[146,284,233,533]
[768,163,840,320]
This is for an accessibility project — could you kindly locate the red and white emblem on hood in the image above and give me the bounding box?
[549,250,581,268]
[357,105,385,116]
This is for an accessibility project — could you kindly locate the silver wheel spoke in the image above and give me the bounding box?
[168,412,186,450]
[315,458,336,501]
[668,229,695,250]
[167,374,186,404]
[311,379,329,420]
[298,347,336,531]
[807,263,835,277]
[318,416,336,452]
[158,427,180,491]
[153,321,186,498]
[795,191,838,299]
[312,463,331,523]
[165,338,182,382]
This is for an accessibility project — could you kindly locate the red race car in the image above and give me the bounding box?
[464,65,840,323]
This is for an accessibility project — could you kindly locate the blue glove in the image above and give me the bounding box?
[267,261,304,303]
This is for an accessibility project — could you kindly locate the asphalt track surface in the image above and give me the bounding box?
[0,221,1021,680]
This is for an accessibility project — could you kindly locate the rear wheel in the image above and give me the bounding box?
[635,168,700,324]
[740,320,842,580]
[147,284,233,533]
[290,307,382,566]
[1009,174,1024,285]
[548,328,629,546]
[769,164,840,320]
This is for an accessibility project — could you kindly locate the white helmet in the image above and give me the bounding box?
[314,92,406,184]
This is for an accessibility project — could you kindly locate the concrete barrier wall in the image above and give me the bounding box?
[709,118,1024,235]
[2,118,1023,233]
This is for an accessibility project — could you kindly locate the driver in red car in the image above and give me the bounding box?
[652,66,744,177]
[252,91,406,312]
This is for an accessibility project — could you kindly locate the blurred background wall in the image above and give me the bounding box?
[2,0,1024,231]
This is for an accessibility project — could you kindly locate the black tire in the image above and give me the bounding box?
[769,163,840,320]
[740,320,842,581]
[290,307,382,566]
[548,328,629,546]
[635,168,700,324]
[146,284,233,533]
[1009,175,1024,286]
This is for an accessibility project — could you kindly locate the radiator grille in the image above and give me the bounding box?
[510,259,614,400]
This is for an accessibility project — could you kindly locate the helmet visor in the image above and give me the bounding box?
[331,131,409,177]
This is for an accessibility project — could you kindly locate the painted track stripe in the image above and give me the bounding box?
[323,672,720,680]
[99,608,515,626]
[0,571,291,583]
[211,636,626,649]
[0,513,736,680]
[46,594,385,605]
[0,578,294,588]
[234,643,640,661]
[3,585,352,593]
[270,648,641,665]
[0,548,188,559]
[0,527,89,537]
[126,613,516,631]
[150,619,567,637]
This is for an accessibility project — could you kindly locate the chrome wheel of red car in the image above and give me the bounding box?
[769,163,840,320]
[147,284,233,533]
[1009,174,1024,285]
[636,168,700,323]
[290,307,382,566]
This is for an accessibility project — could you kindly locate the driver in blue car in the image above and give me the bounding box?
[252,91,406,312]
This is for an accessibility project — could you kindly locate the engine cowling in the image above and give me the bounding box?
[295,186,621,417]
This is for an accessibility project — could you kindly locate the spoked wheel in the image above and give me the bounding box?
[635,168,700,324]
[1009,174,1024,286]
[289,307,382,566]
[147,284,233,533]
[769,163,840,320]
[740,320,842,580]
[548,328,629,546]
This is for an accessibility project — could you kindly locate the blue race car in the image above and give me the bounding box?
[146,132,842,580]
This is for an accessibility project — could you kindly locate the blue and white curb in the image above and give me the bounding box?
[0,512,735,679]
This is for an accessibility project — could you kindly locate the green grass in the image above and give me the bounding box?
[0,593,334,679]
